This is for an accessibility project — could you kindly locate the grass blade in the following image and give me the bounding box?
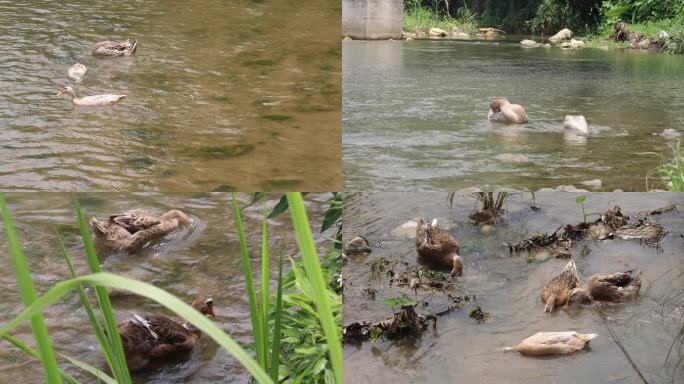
[0,272,274,384]
[269,252,284,382]
[285,193,342,384]
[260,206,270,370]
[59,353,117,384]
[54,227,119,379]
[231,193,266,368]
[72,195,132,383]
[0,193,62,383]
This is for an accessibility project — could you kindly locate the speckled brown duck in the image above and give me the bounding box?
[415,218,463,277]
[570,270,641,304]
[542,260,580,312]
[117,296,216,372]
[89,209,191,252]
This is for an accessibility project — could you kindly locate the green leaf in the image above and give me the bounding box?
[0,272,274,384]
[575,195,586,204]
[0,193,61,384]
[605,5,632,17]
[285,193,342,384]
[383,296,417,308]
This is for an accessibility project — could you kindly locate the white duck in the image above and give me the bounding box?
[563,115,588,133]
[67,63,87,83]
[504,331,597,356]
[57,86,126,106]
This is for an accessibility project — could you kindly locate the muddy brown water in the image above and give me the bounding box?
[0,0,341,191]
[343,37,684,191]
[0,193,334,383]
[343,192,684,383]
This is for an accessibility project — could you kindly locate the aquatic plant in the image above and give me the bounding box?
[646,141,684,191]
[0,192,340,383]
[241,192,343,383]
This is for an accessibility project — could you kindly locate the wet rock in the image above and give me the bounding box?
[538,185,589,192]
[521,39,541,48]
[549,28,573,43]
[469,305,491,323]
[344,236,371,254]
[452,31,470,39]
[561,39,585,49]
[428,28,447,37]
[478,27,504,36]
[660,129,681,139]
[580,179,602,189]
[342,36,352,41]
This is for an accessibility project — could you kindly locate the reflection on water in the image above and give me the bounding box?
[343,192,684,383]
[343,38,684,191]
[0,193,332,383]
[0,0,341,191]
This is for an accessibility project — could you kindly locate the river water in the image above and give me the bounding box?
[343,38,684,191]
[0,192,334,383]
[0,0,341,191]
[343,191,684,383]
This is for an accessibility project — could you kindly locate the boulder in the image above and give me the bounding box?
[428,27,448,37]
[452,31,470,39]
[563,115,588,133]
[520,39,541,48]
[560,39,585,49]
[549,28,573,43]
[342,36,352,41]
[344,236,371,255]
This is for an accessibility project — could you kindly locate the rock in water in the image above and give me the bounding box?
[549,28,573,43]
[428,28,448,37]
[344,236,371,254]
[520,39,541,48]
[660,129,681,139]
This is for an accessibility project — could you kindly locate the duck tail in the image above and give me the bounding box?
[581,333,598,342]
[89,217,105,234]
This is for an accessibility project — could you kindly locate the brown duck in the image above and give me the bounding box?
[415,218,463,277]
[569,271,641,304]
[117,296,216,372]
[542,260,580,312]
[89,209,191,252]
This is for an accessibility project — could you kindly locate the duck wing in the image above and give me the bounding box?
[144,315,198,357]
[589,271,641,301]
[543,261,579,302]
[110,210,161,233]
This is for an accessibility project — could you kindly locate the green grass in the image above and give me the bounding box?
[403,6,478,34]
[658,141,684,191]
[0,192,340,383]
[580,19,684,54]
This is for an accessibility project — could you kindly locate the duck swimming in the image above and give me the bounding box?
[117,296,216,372]
[91,39,137,57]
[488,97,529,124]
[569,270,642,304]
[57,86,126,106]
[563,115,588,133]
[89,209,191,252]
[67,63,87,83]
[504,331,597,356]
[415,218,463,277]
[542,260,580,312]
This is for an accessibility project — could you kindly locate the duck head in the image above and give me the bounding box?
[489,97,509,113]
[162,210,191,227]
[57,86,76,97]
[191,296,216,318]
[568,287,592,304]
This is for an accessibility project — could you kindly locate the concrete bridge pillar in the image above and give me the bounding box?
[342,0,403,40]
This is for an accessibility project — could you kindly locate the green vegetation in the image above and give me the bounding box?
[405,1,684,53]
[0,192,341,383]
[651,141,684,191]
[403,0,478,33]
